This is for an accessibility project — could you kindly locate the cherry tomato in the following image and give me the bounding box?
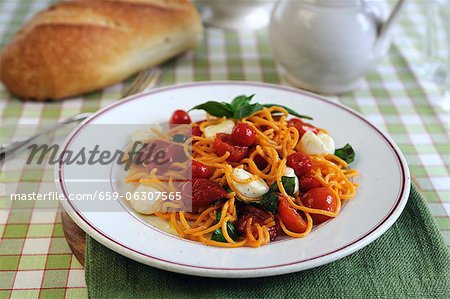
[170,110,191,125]
[301,187,337,224]
[231,123,256,146]
[249,148,268,170]
[191,160,214,179]
[237,205,279,241]
[191,126,202,137]
[287,118,319,138]
[167,144,188,163]
[135,140,189,175]
[299,176,322,192]
[287,152,312,177]
[180,178,228,213]
[278,196,307,233]
[134,140,173,174]
[212,133,249,162]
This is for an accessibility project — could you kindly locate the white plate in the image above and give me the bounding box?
[56,82,410,278]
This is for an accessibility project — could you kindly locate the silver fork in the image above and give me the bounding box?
[0,68,161,162]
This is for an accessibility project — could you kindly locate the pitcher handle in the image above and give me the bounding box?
[377,0,406,42]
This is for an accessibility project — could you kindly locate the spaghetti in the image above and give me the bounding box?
[126,98,358,248]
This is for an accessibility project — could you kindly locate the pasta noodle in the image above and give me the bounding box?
[126,105,358,248]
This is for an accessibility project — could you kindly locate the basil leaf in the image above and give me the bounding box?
[259,190,278,213]
[172,134,187,143]
[272,176,296,196]
[335,143,355,164]
[224,103,234,112]
[211,222,239,243]
[190,95,313,121]
[227,223,238,240]
[215,211,222,223]
[263,104,313,120]
[260,176,296,213]
[189,101,234,118]
[231,94,255,111]
[233,103,264,119]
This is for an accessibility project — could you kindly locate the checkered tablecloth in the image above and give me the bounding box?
[0,0,449,297]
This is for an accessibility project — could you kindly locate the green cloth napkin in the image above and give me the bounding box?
[85,185,450,298]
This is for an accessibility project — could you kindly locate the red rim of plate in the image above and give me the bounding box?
[57,81,409,274]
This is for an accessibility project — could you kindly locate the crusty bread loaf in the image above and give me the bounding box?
[0,0,203,100]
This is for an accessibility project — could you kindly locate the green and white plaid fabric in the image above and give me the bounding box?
[0,0,449,297]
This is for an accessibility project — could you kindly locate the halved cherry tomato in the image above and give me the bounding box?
[212,133,249,162]
[249,148,268,170]
[167,144,188,163]
[180,178,228,213]
[301,187,336,224]
[237,205,279,241]
[278,196,307,233]
[135,140,173,174]
[170,110,191,125]
[287,152,312,177]
[287,118,319,138]
[191,160,214,179]
[299,176,322,192]
[231,123,256,146]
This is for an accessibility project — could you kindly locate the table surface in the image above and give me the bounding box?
[0,0,449,298]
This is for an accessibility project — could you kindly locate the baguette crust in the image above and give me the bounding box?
[0,0,203,100]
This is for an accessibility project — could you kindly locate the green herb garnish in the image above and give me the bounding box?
[259,190,278,213]
[271,176,297,196]
[263,104,313,120]
[211,211,239,243]
[258,176,297,213]
[189,101,234,118]
[335,144,355,164]
[189,95,312,120]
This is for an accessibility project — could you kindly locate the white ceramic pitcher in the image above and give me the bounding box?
[270,0,405,94]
